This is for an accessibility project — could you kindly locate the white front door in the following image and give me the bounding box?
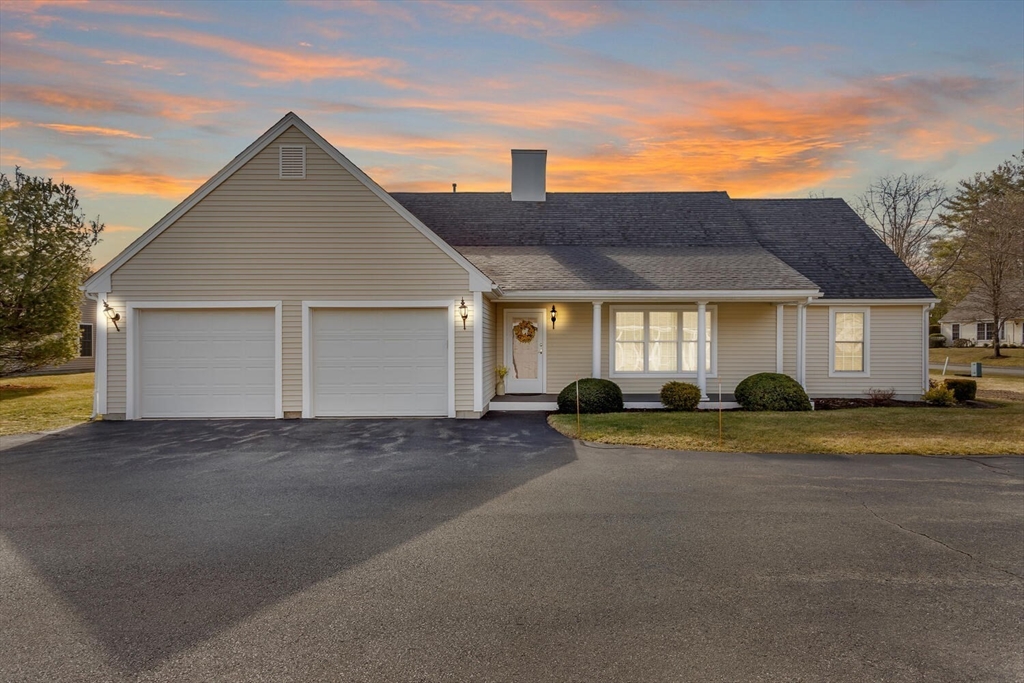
[504,309,546,393]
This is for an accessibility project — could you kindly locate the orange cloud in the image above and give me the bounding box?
[0,84,237,122]
[133,28,407,85]
[425,0,620,36]
[35,123,151,139]
[69,170,205,199]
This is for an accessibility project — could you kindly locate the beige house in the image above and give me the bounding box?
[29,295,96,375]
[83,113,937,419]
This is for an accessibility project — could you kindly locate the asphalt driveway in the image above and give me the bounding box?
[1,414,1021,682]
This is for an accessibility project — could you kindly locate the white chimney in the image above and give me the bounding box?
[511,149,546,201]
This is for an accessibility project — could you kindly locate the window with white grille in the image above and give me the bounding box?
[279,146,306,178]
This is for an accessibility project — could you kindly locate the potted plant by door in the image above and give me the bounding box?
[496,365,509,395]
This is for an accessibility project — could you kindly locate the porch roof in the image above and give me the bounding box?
[458,245,819,294]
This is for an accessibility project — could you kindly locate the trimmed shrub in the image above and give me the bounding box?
[929,334,947,348]
[952,338,975,348]
[557,378,623,414]
[929,324,941,335]
[660,381,702,411]
[943,378,977,403]
[734,373,812,412]
[923,385,955,406]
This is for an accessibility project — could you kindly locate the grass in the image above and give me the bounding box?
[0,372,94,437]
[931,371,1024,400]
[930,347,1024,368]
[548,399,1024,456]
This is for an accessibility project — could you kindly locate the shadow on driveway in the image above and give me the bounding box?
[0,412,574,673]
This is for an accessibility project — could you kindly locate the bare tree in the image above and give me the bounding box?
[855,173,947,277]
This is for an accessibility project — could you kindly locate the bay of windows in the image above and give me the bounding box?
[613,309,712,375]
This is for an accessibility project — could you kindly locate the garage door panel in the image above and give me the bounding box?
[312,308,448,417]
[138,309,276,418]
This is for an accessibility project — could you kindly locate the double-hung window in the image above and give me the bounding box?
[951,323,960,341]
[79,324,93,358]
[978,322,996,341]
[829,308,869,376]
[612,308,713,376]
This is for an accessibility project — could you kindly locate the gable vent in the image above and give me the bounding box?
[279,145,306,179]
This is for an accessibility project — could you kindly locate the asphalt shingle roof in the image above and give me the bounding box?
[734,199,935,300]
[391,192,935,299]
[457,246,818,292]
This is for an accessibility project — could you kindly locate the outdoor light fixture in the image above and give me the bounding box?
[458,297,469,330]
[103,301,121,331]
[550,304,557,329]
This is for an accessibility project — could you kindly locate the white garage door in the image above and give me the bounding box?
[138,309,276,418]
[312,308,448,417]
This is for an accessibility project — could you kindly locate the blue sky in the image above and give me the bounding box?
[1,0,1022,267]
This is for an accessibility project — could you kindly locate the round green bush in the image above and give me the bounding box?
[660,381,702,411]
[952,338,975,348]
[943,378,977,403]
[557,378,624,414]
[734,373,812,412]
[928,334,946,348]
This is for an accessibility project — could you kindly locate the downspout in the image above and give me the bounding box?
[84,291,102,420]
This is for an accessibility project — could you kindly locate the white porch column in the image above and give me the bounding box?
[94,293,108,415]
[796,302,807,388]
[592,302,602,378]
[697,301,708,400]
[776,304,785,374]
[473,290,483,412]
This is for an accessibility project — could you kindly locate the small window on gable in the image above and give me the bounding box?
[279,145,306,179]
[79,324,93,358]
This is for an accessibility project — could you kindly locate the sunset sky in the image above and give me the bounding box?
[1,0,1022,267]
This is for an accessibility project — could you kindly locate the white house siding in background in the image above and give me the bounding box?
[103,126,473,416]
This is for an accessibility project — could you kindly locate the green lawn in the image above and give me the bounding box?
[0,372,94,437]
[930,347,1024,368]
[548,400,1024,456]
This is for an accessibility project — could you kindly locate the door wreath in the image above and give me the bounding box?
[513,320,538,344]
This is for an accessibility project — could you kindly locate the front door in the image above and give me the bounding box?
[504,309,546,393]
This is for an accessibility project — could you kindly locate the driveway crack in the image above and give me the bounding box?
[861,502,1023,582]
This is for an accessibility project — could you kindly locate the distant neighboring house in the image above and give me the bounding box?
[28,295,97,374]
[82,112,937,420]
[939,285,1024,347]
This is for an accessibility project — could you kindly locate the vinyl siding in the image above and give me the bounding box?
[804,305,925,397]
[494,301,593,394]
[105,126,471,415]
[29,297,96,374]
[482,296,496,406]
[782,305,798,378]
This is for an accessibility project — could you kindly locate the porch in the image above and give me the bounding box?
[489,392,740,412]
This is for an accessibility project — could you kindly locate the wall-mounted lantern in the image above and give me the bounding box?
[103,301,121,331]
[458,298,469,330]
[550,304,557,329]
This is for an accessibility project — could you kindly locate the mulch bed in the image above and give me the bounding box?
[812,397,1003,410]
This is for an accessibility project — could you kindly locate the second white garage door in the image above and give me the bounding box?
[311,308,448,417]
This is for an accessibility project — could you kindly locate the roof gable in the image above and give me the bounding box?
[84,113,492,293]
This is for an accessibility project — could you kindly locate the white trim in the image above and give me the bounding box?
[608,305,718,380]
[125,300,283,420]
[810,298,939,306]
[503,308,547,394]
[696,301,708,400]
[473,291,483,413]
[828,306,871,378]
[301,300,456,419]
[91,292,108,414]
[498,289,822,302]
[592,302,603,378]
[796,303,807,388]
[922,305,930,392]
[775,304,784,374]
[83,112,494,295]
